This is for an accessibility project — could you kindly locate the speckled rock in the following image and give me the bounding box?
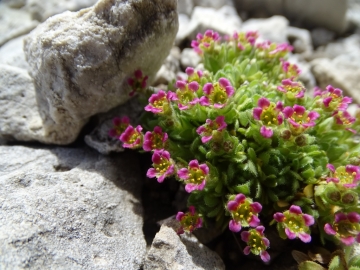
[0,145,146,269]
[21,0,178,145]
[0,35,29,71]
[0,3,39,46]
[26,0,99,22]
[0,65,43,142]
[144,219,225,270]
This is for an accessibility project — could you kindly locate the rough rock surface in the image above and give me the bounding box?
[26,0,99,22]
[233,0,348,33]
[0,3,39,46]
[242,16,289,44]
[23,0,178,145]
[154,47,181,86]
[176,5,241,45]
[0,35,30,71]
[0,145,146,269]
[0,65,43,142]
[144,220,225,270]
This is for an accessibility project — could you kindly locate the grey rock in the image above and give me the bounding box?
[241,15,289,44]
[176,13,194,45]
[144,219,225,270]
[0,3,39,46]
[286,26,313,58]
[0,65,44,142]
[0,35,29,71]
[177,0,194,16]
[177,5,242,44]
[193,0,227,9]
[154,47,181,86]
[0,145,146,269]
[311,28,336,48]
[2,0,26,8]
[233,0,348,34]
[180,48,202,69]
[84,97,143,155]
[311,52,360,104]
[310,34,360,60]
[347,0,360,29]
[22,0,178,145]
[26,0,99,22]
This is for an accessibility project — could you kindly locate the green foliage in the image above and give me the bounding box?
[116,29,360,264]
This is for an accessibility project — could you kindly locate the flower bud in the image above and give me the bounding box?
[280,130,291,140]
[295,135,306,146]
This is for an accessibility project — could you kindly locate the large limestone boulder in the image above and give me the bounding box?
[0,145,146,269]
[21,0,178,145]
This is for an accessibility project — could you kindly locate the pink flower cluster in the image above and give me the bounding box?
[241,226,271,262]
[326,164,360,188]
[191,29,220,54]
[127,69,148,96]
[273,205,314,243]
[200,78,235,108]
[324,212,360,245]
[253,97,283,138]
[196,116,227,143]
[277,79,305,99]
[176,206,203,234]
[227,194,262,232]
[314,85,352,112]
[177,160,209,192]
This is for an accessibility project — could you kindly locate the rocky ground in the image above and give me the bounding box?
[1,0,360,269]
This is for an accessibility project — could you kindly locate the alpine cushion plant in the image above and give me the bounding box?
[111,29,360,264]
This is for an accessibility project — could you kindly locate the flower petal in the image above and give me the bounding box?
[260,251,271,262]
[229,220,242,232]
[285,228,296,239]
[298,233,311,243]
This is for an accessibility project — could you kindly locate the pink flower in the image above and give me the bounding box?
[177,160,209,193]
[326,163,360,188]
[108,116,130,138]
[199,78,235,108]
[185,67,203,83]
[283,105,319,135]
[145,90,176,114]
[273,205,314,243]
[119,125,143,149]
[324,212,360,245]
[127,69,148,96]
[143,126,168,152]
[332,110,356,133]
[227,194,262,232]
[241,226,271,262]
[269,43,293,55]
[176,206,203,234]
[281,59,301,78]
[196,116,227,143]
[191,30,220,54]
[173,80,200,110]
[253,97,283,138]
[256,41,292,59]
[277,79,305,99]
[146,149,175,183]
[232,31,259,50]
[315,85,352,111]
